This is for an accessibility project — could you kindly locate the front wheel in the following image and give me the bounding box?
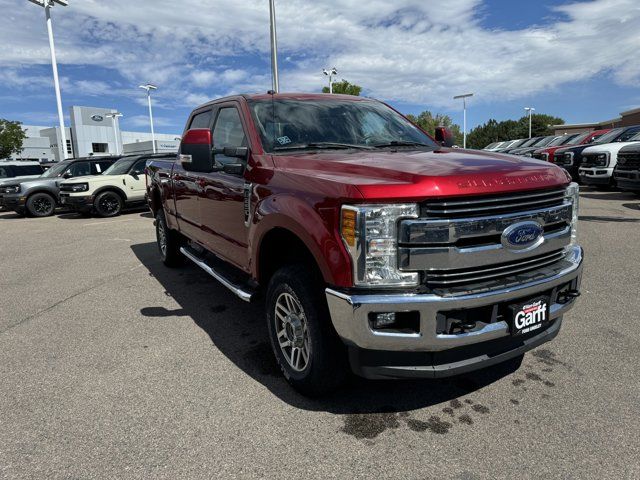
[26,192,56,217]
[94,191,123,217]
[266,264,348,396]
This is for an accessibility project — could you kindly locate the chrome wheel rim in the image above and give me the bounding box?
[99,195,119,214]
[274,292,310,372]
[157,219,167,256]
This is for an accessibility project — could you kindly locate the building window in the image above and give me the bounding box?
[92,143,108,153]
[66,139,73,155]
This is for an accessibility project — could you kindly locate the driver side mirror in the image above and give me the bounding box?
[435,127,455,148]
[180,128,215,172]
[63,171,73,179]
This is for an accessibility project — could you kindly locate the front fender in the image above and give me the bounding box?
[251,194,352,287]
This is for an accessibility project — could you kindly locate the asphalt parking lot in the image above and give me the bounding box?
[1,189,639,479]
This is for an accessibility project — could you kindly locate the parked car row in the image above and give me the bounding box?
[0,153,174,218]
[482,125,640,194]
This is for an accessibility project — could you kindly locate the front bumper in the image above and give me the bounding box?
[59,193,93,211]
[325,246,583,379]
[2,193,26,210]
[579,167,613,185]
[614,170,640,192]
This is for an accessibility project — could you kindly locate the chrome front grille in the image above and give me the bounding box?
[424,249,566,287]
[420,187,566,218]
[399,187,573,294]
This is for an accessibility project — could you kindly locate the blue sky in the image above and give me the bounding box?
[1,0,639,135]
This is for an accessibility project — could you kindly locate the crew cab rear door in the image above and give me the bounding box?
[198,102,250,271]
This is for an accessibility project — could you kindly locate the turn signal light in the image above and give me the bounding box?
[341,208,357,247]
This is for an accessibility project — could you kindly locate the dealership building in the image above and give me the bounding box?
[552,106,640,135]
[10,106,181,162]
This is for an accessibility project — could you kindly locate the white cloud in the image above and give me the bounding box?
[125,115,175,128]
[1,0,639,111]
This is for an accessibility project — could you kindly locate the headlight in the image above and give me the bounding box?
[563,152,574,165]
[341,204,419,287]
[564,183,579,245]
[70,183,89,192]
[594,153,609,167]
[541,153,549,161]
[524,152,533,157]
[4,185,20,194]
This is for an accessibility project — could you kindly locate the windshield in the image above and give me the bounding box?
[569,132,591,144]
[548,135,576,147]
[103,157,137,175]
[533,136,557,147]
[249,98,439,153]
[517,137,539,148]
[594,128,624,144]
[41,161,70,178]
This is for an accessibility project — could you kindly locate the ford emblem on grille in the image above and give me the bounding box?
[501,221,544,251]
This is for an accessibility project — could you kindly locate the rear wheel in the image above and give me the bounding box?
[155,209,183,267]
[94,191,123,217]
[26,193,56,217]
[266,264,348,396]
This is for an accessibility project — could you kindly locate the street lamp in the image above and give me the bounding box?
[524,107,535,138]
[139,83,157,153]
[269,0,279,93]
[323,67,338,94]
[28,0,69,160]
[105,112,123,155]
[453,93,473,149]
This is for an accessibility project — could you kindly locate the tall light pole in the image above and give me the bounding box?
[524,107,535,138]
[269,0,279,93]
[139,83,157,153]
[453,93,473,149]
[28,0,69,160]
[323,67,338,94]
[105,112,123,155]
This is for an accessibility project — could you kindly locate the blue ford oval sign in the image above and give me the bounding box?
[501,221,544,251]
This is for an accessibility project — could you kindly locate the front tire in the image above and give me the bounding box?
[155,209,183,267]
[266,264,348,396]
[94,191,123,217]
[26,193,56,217]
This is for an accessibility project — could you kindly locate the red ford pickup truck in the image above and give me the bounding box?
[147,93,583,395]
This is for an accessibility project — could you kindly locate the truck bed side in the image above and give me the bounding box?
[146,158,179,230]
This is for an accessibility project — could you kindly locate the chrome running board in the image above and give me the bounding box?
[179,246,254,302]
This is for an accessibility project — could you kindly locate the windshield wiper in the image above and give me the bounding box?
[372,141,434,149]
[273,142,374,151]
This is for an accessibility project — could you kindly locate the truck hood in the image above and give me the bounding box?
[274,148,569,200]
[62,174,123,185]
[0,175,42,187]
[582,141,640,155]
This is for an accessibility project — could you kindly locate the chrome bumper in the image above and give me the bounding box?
[326,246,583,353]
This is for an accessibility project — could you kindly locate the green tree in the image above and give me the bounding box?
[406,110,464,146]
[322,79,362,96]
[466,114,564,149]
[0,119,27,159]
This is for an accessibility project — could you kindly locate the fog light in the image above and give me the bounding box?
[373,312,396,328]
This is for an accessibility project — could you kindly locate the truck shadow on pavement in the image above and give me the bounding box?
[131,242,519,415]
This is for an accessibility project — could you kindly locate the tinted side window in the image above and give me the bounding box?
[131,159,147,175]
[189,110,213,129]
[67,161,91,177]
[15,165,43,176]
[212,107,247,166]
[0,166,10,178]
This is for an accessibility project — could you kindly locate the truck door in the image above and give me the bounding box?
[174,109,213,242]
[199,104,250,271]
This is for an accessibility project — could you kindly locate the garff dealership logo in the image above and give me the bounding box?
[91,114,104,122]
[514,299,547,334]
